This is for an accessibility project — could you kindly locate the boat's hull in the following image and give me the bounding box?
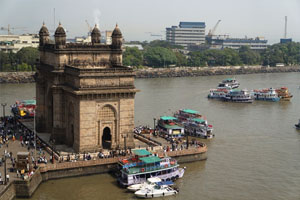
[135,189,178,198]
[255,97,280,102]
[119,167,184,186]
[279,96,293,101]
[222,97,254,103]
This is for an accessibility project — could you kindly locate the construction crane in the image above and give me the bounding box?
[0,24,27,35]
[208,20,221,36]
[284,16,287,39]
[85,20,93,36]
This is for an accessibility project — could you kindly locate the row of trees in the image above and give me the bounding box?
[123,41,300,68]
[0,47,39,72]
[1,41,299,71]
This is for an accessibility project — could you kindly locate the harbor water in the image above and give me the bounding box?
[0,72,299,200]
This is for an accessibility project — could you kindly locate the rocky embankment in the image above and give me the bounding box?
[135,65,300,78]
[0,72,35,84]
[0,66,299,83]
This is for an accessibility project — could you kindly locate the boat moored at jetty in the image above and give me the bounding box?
[174,109,214,139]
[276,87,293,101]
[208,89,229,99]
[134,184,179,198]
[253,88,280,102]
[295,119,300,130]
[157,116,184,138]
[118,149,185,187]
[127,177,173,192]
[222,89,254,103]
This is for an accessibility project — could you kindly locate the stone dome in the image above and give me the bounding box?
[112,24,122,37]
[39,22,49,35]
[55,22,66,36]
[91,24,101,35]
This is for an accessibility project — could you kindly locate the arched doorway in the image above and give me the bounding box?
[102,127,112,149]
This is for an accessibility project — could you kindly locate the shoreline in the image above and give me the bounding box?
[0,66,299,84]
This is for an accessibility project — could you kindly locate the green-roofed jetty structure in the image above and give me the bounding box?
[174,109,214,139]
[157,116,184,138]
[117,149,185,186]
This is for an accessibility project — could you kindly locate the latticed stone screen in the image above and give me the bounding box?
[99,105,115,120]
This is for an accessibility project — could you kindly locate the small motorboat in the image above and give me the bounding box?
[127,177,173,192]
[135,185,179,198]
[295,119,300,130]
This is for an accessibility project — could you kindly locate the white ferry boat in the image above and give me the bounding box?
[221,78,240,89]
[174,109,214,139]
[208,89,229,99]
[117,149,185,187]
[217,82,232,89]
[253,88,280,102]
[223,89,254,103]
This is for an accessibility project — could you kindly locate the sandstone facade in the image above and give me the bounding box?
[36,23,138,152]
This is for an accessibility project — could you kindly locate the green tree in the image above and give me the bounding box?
[144,47,177,67]
[123,47,143,67]
[145,40,183,49]
[188,51,206,67]
[0,51,9,71]
[238,46,261,65]
[16,47,39,71]
[175,52,187,66]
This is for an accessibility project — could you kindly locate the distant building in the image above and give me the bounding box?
[106,31,112,45]
[123,44,143,50]
[207,35,268,51]
[280,38,292,44]
[166,22,206,48]
[0,34,39,53]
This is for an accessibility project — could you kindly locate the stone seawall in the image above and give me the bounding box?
[0,148,207,199]
[135,65,300,78]
[0,66,299,84]
[0,183,15,200]
[0,72,35,84]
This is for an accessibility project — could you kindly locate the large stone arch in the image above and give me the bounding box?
[98,104,117,149]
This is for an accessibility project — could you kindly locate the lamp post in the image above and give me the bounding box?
[3,152,7,185]
[153,118,156,130]
[34,109,36,167]
[50,139,55,164]
[186,134,189,149]
[123,134,127,153]
[1,103,7,118]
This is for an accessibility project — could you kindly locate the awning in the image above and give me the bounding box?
[182,109,199,114]
[161,116,177,121]
[132,149,152,156]
[139,156,161,164]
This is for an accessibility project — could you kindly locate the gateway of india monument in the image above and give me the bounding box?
[35,22,138,153]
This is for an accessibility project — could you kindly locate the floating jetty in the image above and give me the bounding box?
[0,119,207,199]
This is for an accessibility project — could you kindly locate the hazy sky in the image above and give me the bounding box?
[0,0,299,44]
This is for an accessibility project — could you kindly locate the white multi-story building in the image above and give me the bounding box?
[207,35,268,51]
[0,34,39,53]
[166,22,206,48]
